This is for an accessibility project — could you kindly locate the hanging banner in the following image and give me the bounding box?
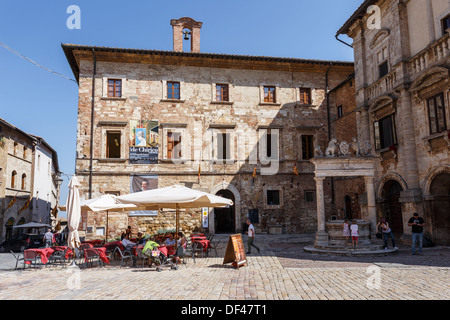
[202,207,209,228]
[129,175,158,216]
[129,120,159,164]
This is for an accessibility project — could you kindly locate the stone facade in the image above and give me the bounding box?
[337,0,450,244]
[0,118,61,242]
[62,20,354,240]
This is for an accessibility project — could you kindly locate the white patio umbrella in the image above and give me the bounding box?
[66,175,82,250]
[116,185,234,237]
[60,194,142,242]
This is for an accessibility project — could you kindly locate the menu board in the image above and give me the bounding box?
[222,234,247,269]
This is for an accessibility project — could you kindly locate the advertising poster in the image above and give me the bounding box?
[129,120,159,164]
[129,175,158,216]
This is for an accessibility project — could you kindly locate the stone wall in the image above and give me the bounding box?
[70,48,354,238]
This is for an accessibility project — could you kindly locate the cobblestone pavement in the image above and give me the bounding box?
[0,234,449,300]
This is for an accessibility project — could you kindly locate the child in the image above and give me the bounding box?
[342,219,350,242]
[350,219,359,247]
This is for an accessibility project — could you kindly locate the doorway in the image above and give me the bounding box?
[382,180,404,234]
[429,172,450,244]
[214,189,235,233]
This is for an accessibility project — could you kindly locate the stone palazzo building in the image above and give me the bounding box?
[0,117,61,242]
[62,17,354,239]
[336,0,450,245]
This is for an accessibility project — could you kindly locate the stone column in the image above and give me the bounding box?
[314,177,328,247]
[364,176,377,233]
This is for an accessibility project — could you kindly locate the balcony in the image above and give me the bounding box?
[409,33,450,77]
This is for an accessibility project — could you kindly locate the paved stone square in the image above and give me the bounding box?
[0,234,449,300]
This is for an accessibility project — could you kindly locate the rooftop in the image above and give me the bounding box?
[62,43,354,83]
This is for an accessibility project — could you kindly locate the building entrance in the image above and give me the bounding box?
[214,189,235,233]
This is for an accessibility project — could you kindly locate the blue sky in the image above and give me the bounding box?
[0,0,360,216]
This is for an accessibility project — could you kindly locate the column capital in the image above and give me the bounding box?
[314,176,326,182]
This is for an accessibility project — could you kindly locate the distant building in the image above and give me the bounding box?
[0,117,62,242]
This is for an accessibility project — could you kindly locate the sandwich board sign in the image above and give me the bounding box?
[222,234,247,269]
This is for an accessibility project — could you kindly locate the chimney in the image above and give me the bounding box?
[170,17,203,53]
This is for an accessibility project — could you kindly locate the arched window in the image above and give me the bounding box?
[21,173,27,190]
[11,171,17,188]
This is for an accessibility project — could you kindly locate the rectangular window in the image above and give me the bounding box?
[266,190,280,206]
[106,132,121,158]
[107,79,122,98]
[167,82,180,100]
[216,132,230,160]
[167,132,182,159]
[263,86,276,103]
[442,15,450,35]
[379,61,389,78]
[337,105,343,118]
[374,114,397,150]
[427,93,447,134]
[305,191,315,202]
[299,88,312,104]
[301,135,314,160]
[216,84,229,102]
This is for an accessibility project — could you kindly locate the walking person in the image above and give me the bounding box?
[245,219,260,254]
[43,228,53,248]
[408,212,425,255]
[377,218,397,250]
[350,220,359,248]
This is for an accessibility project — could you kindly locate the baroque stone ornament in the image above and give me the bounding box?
[350,137,362,156]
[325,138,338,157]
[339,141,350,156]
[362,140,372,156]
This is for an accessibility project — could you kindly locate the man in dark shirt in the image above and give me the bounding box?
[408,212,425,255]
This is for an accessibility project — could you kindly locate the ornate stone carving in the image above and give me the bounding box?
[350,137,362,156]
[325,138,338,157]
[362,140,372,156]
[339,141,350,156]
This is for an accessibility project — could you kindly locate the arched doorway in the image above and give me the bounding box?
[429,172,450,244]
[344,195,353,219]
[382,180,403,234]
[214,189,235,233]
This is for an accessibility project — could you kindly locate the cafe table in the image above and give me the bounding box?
[24,248,54,265]
[84,247,109,265]
[158,245,175,257]
[52,246,73,259]
[191,237,210,253]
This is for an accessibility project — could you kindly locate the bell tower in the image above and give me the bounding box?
[170,17,203,53]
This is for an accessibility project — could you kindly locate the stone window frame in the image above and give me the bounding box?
[259,84,281,105]
[160,123,188,162]
[296,87,315,106]
[297,129,319,161]
[161,79,185,102]
[211,82,234,104]
[208,124,236,163]
[257,126,283,163]
[426,92,448,135]
[102,76,127,100]
[263,185,283,209]
[369,96,398,153]
[98,122,128,161]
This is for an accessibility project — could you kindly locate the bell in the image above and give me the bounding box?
[184,33,190,40]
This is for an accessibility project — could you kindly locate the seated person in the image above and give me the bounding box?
[165,233,176,246]
[121,238,136,251]
[177,232,187,249]
[136,232,144,245]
